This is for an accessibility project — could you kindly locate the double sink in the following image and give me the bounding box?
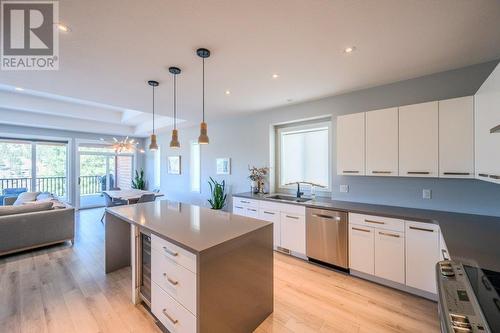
[265,194,312,203]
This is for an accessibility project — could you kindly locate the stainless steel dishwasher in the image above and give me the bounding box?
[306,208,348,269]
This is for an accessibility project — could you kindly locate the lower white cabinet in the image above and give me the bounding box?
[152,282,196,333]
[280,213,306,255]
[258,209,280,248]
[405,221,440,294]
[349,225,375,275]
[374,229,405,284]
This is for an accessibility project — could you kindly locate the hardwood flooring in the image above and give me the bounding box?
[0,208,439,333]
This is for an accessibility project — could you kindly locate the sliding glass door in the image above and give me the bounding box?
[0,139,68,203]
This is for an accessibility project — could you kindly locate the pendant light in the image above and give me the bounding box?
[197,48,210,144]
[169,67,181,148]
[148,80,159,151]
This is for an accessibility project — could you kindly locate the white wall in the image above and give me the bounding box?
[146,60,500,216]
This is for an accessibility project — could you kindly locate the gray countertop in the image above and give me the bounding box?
[234,192,500,272]
[106,199,271,254]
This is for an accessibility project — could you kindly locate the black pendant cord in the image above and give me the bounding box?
[173,74,177,130]
[152,85,155,135]
[202,57,205,123]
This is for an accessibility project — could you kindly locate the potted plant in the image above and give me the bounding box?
[132,169,146,190]
[208,177,227,210]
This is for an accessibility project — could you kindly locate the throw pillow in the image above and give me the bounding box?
[13,192,41,206]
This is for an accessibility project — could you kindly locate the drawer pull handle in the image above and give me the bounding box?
[372,171,392,174]
[352,227,370,233]
[478,173,489,178]
[365,219,385,225]
[343,170,359,174]
[489,175,500,180]
[441,249,450,260]
[241,200,251,204]
[163,273,179,286]
[409,226,434,233]
[286,215,299,220]
[379,231,400,238]
[263,211,275,215]
[234,206,244,209]
[407,171,430,175]
[162,309,178,324]
[162,246,178,257]
[248,208,257,212]
[443,172,470,176]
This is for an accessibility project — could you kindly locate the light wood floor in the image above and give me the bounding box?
[0,208,439,333]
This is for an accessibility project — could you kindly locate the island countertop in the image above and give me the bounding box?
[106,199,271,254]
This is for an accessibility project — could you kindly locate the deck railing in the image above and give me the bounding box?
[0,175,104,197]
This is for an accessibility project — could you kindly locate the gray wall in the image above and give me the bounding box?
[0,124,146,206]
[147,60,500,217]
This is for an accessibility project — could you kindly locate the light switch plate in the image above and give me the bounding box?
[340,185,349,193]
[423,189,432,199]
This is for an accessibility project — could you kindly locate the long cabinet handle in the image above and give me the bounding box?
[379,231,400,238]
[343,170,359,174]
[234,206,244,209]
[247,208,257,212]
[162,309,178,324]
[352,227,370,233]
[489,175,500,180]
[241,200,251,204]
[285,215,299,220]
[263,211,275,215]
[443,172,470,176]
[478,173,489,178]
[365,219,385,225]
[162,246,178,257]
[409,226,434,233]
[407,171,430,175]
[163,273,179,286]
[372,171,392,174]
[312,213,336,220]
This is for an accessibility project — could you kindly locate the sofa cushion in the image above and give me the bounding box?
[0,201,54,216]
[36,192,54,201]
[13,192,41,206]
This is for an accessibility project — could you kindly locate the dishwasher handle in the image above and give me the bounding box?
[311,213,341,221]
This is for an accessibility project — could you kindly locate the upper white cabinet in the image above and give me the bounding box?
[337,113,365,176]
[399,101,439,177]
[475,64,500,184]
[439,96,474,178]
[366,107,399,176]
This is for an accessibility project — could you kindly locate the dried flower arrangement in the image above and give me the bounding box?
[248,166,269,193]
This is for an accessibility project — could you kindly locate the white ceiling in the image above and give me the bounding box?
[1,0,500,136]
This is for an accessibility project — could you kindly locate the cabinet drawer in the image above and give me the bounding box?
[349,213,404,232]
[233,197,259,208]
[152,248,197,315]
[152,282,196,333]
[245,207,259,218]
[151,234,197,274]
[278,203,305,216]
[232,203,246,216]
[259,200,284,211]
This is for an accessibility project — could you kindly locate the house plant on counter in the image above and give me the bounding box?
[208,177,227,210]
[248,166,269,194]
[132,169,146,190]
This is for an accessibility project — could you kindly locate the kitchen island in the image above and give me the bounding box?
[104,200,273,333]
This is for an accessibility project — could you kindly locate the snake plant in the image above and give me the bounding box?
[208,177,227,210]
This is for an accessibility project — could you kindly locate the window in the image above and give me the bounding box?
[190,141,200,192]
[276,119,331,192]
[153,148,161,190]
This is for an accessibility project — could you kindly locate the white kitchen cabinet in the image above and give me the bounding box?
[366,107,399,176]
[232,204,246,217]
[337,113,366,176]
[475,64,500,184]
[258,209,281,248]
[405,221,440,294]
[280,213,306,255]
[439,96,474,178]
[399,101,439,177]
[245,207,259,218]
[375,229,405,284]
[349,224,375,275]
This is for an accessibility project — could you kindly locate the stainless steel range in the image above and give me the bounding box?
[437,260,500,333]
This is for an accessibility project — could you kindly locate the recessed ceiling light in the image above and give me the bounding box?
[225,90,231,95]
[344,46,356,53]
[272,74,279,79]
[56,24,70,32]
[14,87,24,91]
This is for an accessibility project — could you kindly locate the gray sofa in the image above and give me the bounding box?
[0,196,75,256]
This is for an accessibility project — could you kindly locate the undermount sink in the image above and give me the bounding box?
[265,194,311,203]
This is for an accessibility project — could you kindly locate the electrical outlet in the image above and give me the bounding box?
[423,189,432,200]
[340,185,349,193]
